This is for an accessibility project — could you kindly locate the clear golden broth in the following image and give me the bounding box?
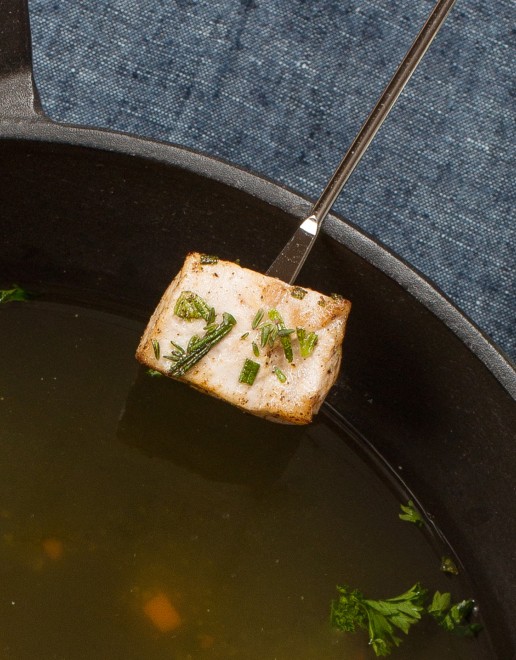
[0,299,488,659]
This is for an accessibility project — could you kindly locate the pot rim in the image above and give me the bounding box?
[1,117,514,398]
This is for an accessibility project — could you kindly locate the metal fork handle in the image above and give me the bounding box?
[266,0,457,283]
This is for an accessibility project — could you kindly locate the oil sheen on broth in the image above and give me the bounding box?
[0,298,488,659]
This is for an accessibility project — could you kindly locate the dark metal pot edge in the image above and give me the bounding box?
[1,118,514,399]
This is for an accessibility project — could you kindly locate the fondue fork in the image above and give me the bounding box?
[267,0,457,284]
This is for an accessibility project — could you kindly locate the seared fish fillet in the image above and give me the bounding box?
[136,252,351,424]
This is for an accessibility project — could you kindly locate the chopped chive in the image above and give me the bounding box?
[239,358,260,385]
[151,338,160,360]
[290,286,307,300]
[278,328,295,337]
[297,327,318,358]
[169,312,236,377]
[174,291,212,321]
[241,332,249,340]
[252,308,265,329]
[207,306,216,324]
[268,309,293,362]
[268,325,278,346]
[273,366,287,383]
[260,323,272,347]
[252,341,260,357]
[200,254,219,264]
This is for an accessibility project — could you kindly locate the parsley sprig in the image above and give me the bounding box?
[428,591,482,636]
[331,583,481,656]
[331,583,427,656]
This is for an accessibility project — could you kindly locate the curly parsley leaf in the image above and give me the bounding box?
[399,500,424,527]
[330,586,367,633]
[331,583,427,656]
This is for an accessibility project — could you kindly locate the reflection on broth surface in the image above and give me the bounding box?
[0,298,489,659]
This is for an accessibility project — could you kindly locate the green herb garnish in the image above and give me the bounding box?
[331,584,482,655]
[146,368,163,377]
[331,583,427,657]
[0,285,30,303]
[428,591,482,636]
[296,327,319,358]
[166,312,236,377]
[151,339,160,360]
[252,341,260,357]
[174,291,212,322]
[331,292,344,301]
[260,322,273,347]
[187,334,201,354]
[268,309,293,362]
[440,556,459,575]
[399,500,424,527]
[206,306,216,325]
[200,254,219,265]
[239,358,260,385]
[241,332,249,340]
[291,286,307,300]
[170,340,185,354]
[251,308,265,329]
[273,366,287,383]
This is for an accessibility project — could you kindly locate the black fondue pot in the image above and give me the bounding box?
[1,2,515,657]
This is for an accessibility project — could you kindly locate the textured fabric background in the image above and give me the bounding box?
[27,0,515,360]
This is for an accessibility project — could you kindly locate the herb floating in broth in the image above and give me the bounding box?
[136,252,351,424]
[0,284,31,303]
[331,583,482,656]
[399,500,424,527]
[428,592,482,636]
[331,583,427,656]
[440,556,460,575]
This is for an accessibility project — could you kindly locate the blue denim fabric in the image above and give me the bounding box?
[28,0,515,360]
